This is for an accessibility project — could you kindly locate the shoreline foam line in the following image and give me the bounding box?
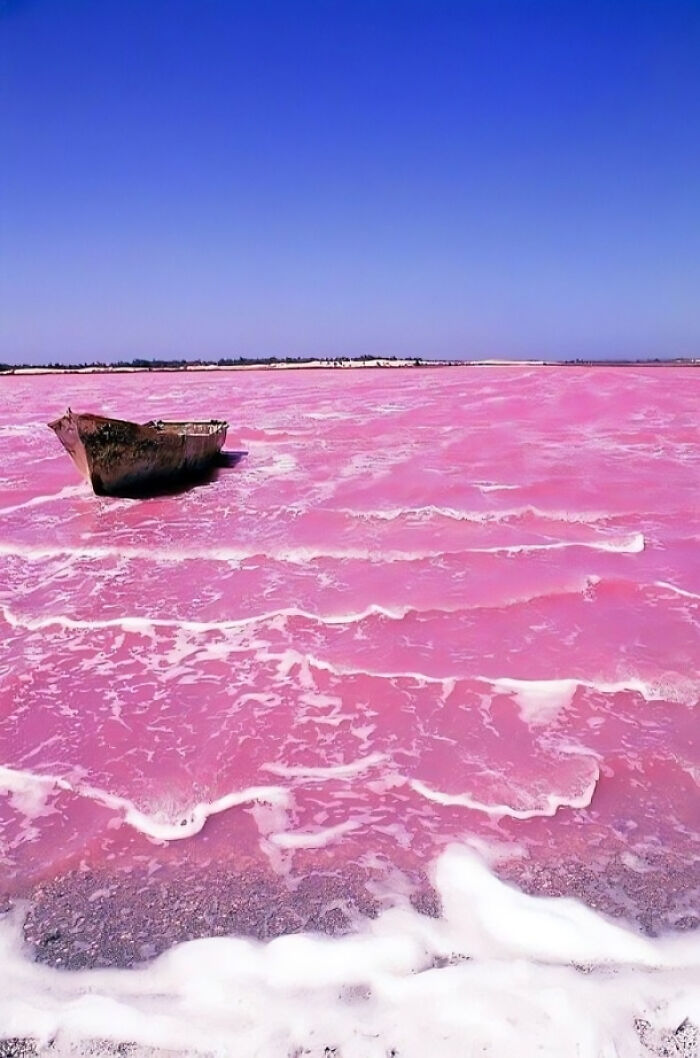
[0,764,290,841]
[2,845,698,1056]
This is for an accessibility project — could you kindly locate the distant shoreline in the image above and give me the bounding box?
[1,356,698,375]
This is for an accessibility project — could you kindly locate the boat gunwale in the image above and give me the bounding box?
[48,411,228,436]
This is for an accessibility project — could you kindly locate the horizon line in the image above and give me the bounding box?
[2,354,698,376]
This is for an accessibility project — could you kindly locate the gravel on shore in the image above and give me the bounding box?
[4,848,698,972]
[2,855,698,1058]
[14,861,439,971]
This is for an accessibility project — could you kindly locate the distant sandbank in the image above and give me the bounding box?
[1,356,697,375]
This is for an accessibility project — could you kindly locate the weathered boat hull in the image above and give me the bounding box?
[48,411,228,495]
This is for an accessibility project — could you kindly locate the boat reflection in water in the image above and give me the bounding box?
[48,409,228,495]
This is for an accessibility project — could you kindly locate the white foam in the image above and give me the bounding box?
[409,761,599,820]
[343,503,609,525]
[654,580,700,601]
[497,531,645,555]
[268,649,685,706]
[262,752,387,780]
[0,483,86,516]
[343,504,498,522]
[486,673,699,718]
[270,647,451,686]
[0,601,412,635]
[0,764,290,841]
[268,818,361,848]
[0,420,49,437]
[0,577,609,637]
[253,452,298,476]
[485,675,698,708]
[2,845,698,1056]
[576,676,696,704]
[491,677,579,725]
[0,531,646,565]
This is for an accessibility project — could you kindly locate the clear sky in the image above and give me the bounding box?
[1,0,699,363]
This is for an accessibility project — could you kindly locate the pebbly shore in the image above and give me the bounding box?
[12,861,439,971]
[1,849,696,973]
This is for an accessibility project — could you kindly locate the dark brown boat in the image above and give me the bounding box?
[48,410,228,495]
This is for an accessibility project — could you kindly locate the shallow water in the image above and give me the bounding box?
[0,365,698,1054]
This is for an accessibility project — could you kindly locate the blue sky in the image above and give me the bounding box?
[1,0,699,362]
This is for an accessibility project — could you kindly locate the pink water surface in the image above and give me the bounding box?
[0,366,698,926]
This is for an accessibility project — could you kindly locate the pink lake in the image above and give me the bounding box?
[0,365,698,1054]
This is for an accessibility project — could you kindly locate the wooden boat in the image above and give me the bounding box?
[48,409,228,495]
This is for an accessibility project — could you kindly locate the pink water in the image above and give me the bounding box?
[1,366,698,931]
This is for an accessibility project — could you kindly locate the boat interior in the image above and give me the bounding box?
[146,420,228,434]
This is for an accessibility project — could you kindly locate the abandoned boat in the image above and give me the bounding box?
[48,410,228,495]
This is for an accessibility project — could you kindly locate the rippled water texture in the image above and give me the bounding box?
[0,365,698,1053]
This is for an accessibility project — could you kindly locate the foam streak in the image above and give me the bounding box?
[0,765,289,841]
[409,766,600,819]
[0,532,645,565]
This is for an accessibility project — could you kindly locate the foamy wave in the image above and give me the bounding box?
[0,580,598,636]
[11,619,668,710]
[253,452,298,476]
[409,764,599,819]
[0,532,646,565]
[272,648,451,685]
[2,846,698,1056]
[0,765,289,841]
[343,504,501,522]
[0,483,86,516]
[268,649,690,705]
[262,752,387,780]
[0,421,49,437]
[485,674,699,717]
[342,503,610,525]
[654,580,700,601]
[0,602,415,634]
[490,678,579,725]
[0,575,609,638]
[268,819,361,848]
[499,532,644,554]
[485,674,695,706]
